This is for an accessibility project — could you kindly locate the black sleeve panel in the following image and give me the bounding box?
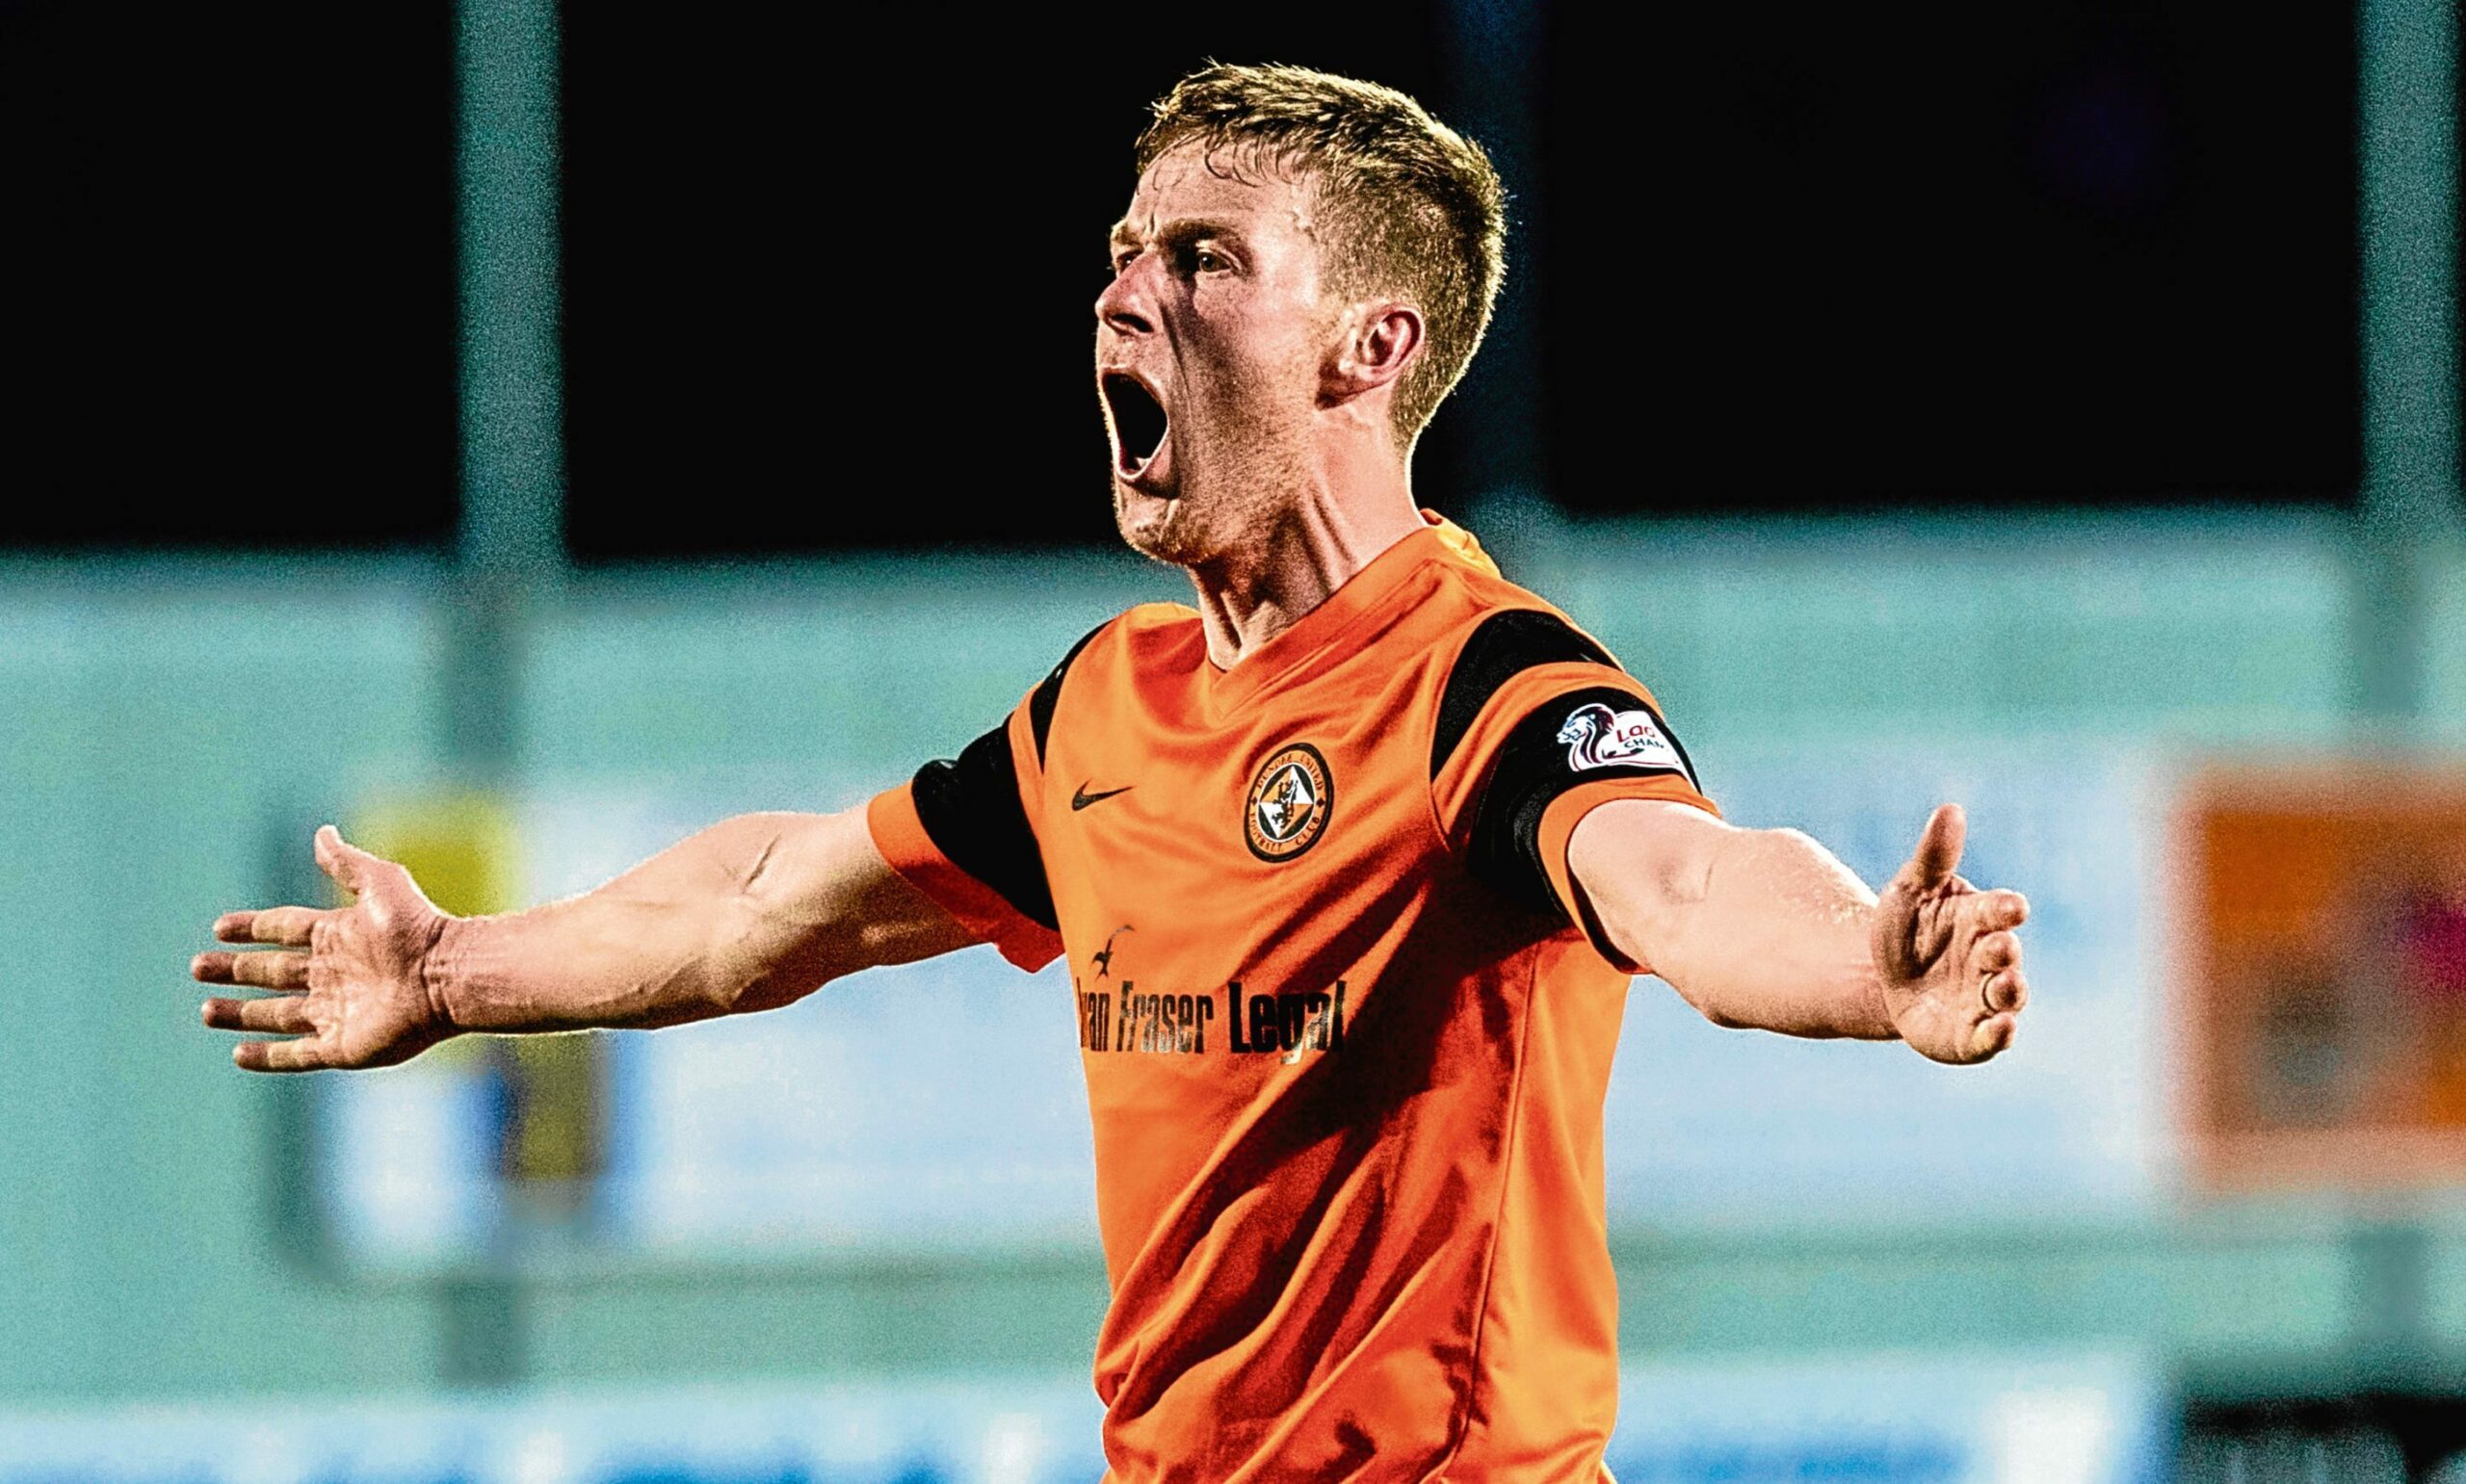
[1465,686,1700,915]
[910,722,1059,930]
[1430,610,1618,780]
[1029,620,1111,768]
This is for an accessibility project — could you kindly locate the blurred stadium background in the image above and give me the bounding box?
[4,1,2465,1480]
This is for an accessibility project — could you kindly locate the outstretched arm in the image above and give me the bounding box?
[1567,799,2030,1064]
[191,810,977,1073]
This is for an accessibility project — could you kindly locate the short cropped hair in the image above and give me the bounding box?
[1136,63,1508,446]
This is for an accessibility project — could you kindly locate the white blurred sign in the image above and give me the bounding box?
[1610,1348,2164,1484]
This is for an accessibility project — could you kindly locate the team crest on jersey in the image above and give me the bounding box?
[1558,702,1685,774]
[1245,742,1333,862]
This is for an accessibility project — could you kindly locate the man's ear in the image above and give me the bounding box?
[1323,301,1425,406]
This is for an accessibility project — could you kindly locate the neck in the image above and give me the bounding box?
[1186,447,1422,669]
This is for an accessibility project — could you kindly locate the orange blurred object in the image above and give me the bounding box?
[2178,762,2466,1191]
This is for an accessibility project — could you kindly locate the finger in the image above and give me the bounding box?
[193,950,309,991]
[314,825,368,896]
[214,906,322,947]
[233,1037,326,1074]
[203,996,311,1034]
[192,950,302,988]
[1969,1011,2017,1060]
[1982,967,2030,1016]
[1901,804,1967,891]
[1971,929,2021,975]
[1966,889,2029,931]
[191,950,249,986]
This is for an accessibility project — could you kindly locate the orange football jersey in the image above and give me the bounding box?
[867,515,1717,1482]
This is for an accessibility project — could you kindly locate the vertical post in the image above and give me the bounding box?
[2349,0,2455,1397]
[1438,0,1553,561]
[2354,0,2460,728]
[455,0,565,782]
[448,0,564,1388]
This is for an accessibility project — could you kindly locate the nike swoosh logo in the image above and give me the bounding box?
[1072,783,1134,811]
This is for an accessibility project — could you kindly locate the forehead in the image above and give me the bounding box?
[1110,141,1318,243]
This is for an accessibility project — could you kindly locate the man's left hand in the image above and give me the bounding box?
[1871,803,2031,1064]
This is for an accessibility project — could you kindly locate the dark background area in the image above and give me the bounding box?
[0,2,2363,556]
[0,2,457,547]
[1549,4,2359,514]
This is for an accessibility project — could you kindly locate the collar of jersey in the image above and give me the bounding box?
[1200,512,1491,715]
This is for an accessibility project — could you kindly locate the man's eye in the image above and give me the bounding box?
[1111,252,1137,275]
[1194,248,1225,273]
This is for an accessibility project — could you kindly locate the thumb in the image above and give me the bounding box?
[314,824,375,895]
[1898,803,1966,893]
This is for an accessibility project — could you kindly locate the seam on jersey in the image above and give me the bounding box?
[1416,627,1463,864]
[1417,587,1554,863]
[1421,590,1629,863]
[1427,945,1547,1480]
[1427,658,1638,866]
[1430,611,1616,780]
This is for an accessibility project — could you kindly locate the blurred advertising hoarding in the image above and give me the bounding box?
[2175,762,2466,1193]
[316,742,2167,1267]
[0,1350,2164,1484]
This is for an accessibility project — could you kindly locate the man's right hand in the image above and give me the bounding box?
[191,825,456,1073]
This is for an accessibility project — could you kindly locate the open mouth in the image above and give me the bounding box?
[1102,372,1170,485]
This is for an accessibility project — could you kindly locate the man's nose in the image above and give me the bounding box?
[1095,256,1156,337]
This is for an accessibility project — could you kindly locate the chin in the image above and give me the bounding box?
[1114,482,1193,564]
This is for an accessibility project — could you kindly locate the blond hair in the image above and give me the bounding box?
[1136,63,1508,446]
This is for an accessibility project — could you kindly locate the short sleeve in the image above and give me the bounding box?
[862,622,1109,973]
[867,734,1062,971]
[1430,610,1718,960]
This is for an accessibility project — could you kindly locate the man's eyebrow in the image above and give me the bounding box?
[1108,217,1250,254]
